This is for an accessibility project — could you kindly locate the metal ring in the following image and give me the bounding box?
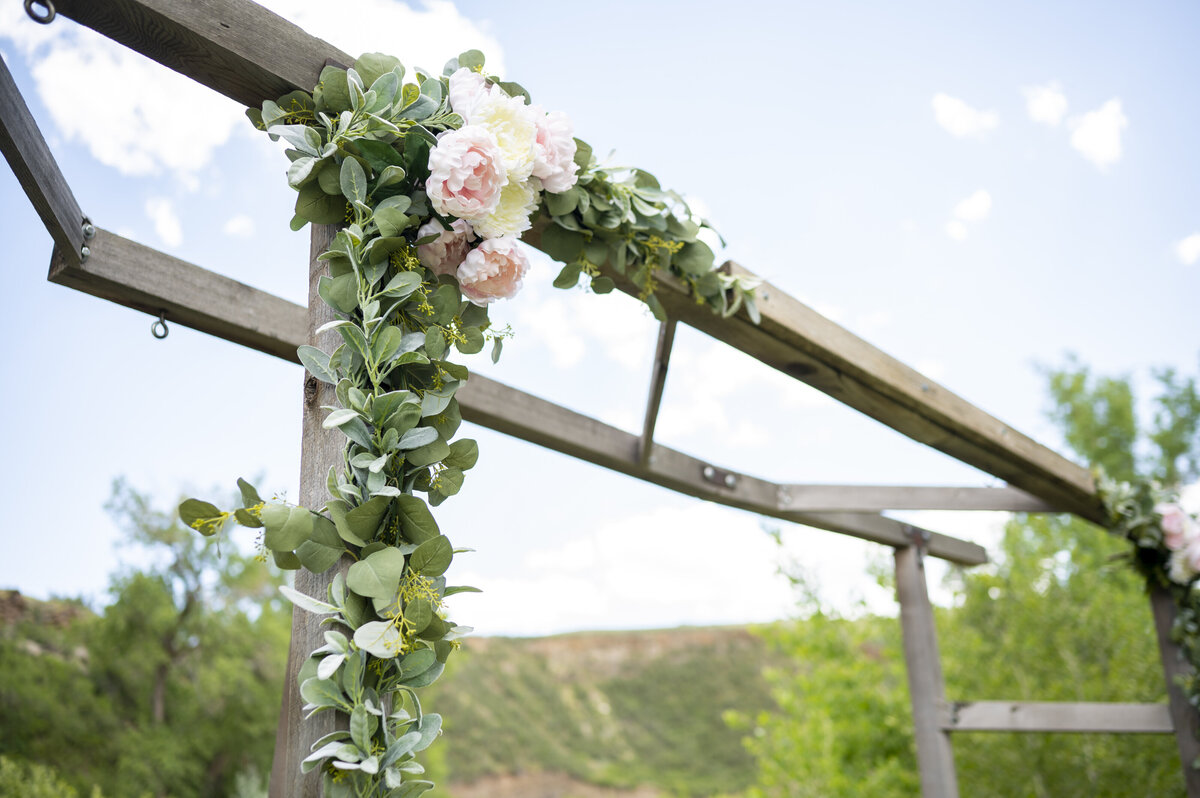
[24,0,56,24]
[151,312,169,339]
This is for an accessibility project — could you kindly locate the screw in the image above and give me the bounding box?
[80,245,90,260]
[778,487,793,507]
[82,223,96,239]
[702,465,716,480]
[723,474,737,488]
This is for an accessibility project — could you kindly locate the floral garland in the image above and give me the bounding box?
[177,49,758,797]
[1099,475,1200,726]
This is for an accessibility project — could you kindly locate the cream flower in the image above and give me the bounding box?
[471,179,538,240]
[416,219,475,277]
[532,109,579,194]
[471,92,538,181]
[456,237,529,305]
[426,125,507,220]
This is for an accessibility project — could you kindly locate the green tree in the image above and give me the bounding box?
[0,480,291,798]
[741,356,1200,797]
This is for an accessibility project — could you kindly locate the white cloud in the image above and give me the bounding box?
[0,1,504,182]
[944,189,991,241]
[931,93,998,138]
[222,214,256,239]
[257,0,506,77]
[1023,82,1068,127]
[953,189,992,222]
[1069,99,1127,169]
[450,505,798,636]
[1175,233,1200,265]
[145,197,182,247]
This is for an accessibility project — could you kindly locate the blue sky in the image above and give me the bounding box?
[1,0,1197,635]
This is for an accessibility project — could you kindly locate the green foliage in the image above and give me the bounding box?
[740,355,1199,796]
[0,756,104,798]
[735,611,918,798]
[0,480,289,798]
[947,513,1182,796]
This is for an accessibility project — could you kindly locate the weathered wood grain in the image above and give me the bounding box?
[48,228,306,362]
[53,0,350,109]
[943,701,1173,734]
[776,484,1055,512]
[269,223,347,798]
[46,231,986,564]
[1151,588,1200,796]
[896,545,960,798]
[0,55,85,263]
[46,0,1101,522]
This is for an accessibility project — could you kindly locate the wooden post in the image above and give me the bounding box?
[269,223,346,797]
[895,542,959,798]
[638,319,676,465]
[1150,587,1200,796]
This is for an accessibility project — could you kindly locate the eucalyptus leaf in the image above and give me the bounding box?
[347,546,406,599]
[409,535,453,577]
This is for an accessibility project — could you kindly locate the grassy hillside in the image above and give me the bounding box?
[424,627,777,798]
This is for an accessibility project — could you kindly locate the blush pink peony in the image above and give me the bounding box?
[427,125,507,220]
[1158,503,1196,551]
[416,219,476,277]
[456,237,529,305]
[532,109,579,194]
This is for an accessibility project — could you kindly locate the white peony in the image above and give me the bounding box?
[471,92,538,181]
[470,179,539,240]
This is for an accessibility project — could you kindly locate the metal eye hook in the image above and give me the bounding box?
[24,0,56,24]
[151,311,169,340]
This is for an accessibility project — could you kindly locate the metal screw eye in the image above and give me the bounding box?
[24,0,55,24]
[151,311,169,339]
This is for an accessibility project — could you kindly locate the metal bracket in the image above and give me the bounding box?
[701,464,738,490]
[902,523,932,561]
[80,214,95,260]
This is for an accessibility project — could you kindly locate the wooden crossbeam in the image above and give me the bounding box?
[942,701,1174,734]
[48,0,1103,524]
[46,228,987,565]
[0,54,85,264]
[777,484,1055,512]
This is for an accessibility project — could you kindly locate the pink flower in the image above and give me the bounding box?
[1157,503,1194,551]
[416,219,475,277]
[447,68,494,122]
[456,237,529,305]
[531,109,579,194]
[427,125,507,220]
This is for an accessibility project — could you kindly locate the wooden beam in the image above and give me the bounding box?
[47,229,987,565]
[53,0,350,109]
[895,545,960,798]
[638,320,676,465]
[48,228,306,362]
[271,224,348,797]
[577,252,1103,523]
[776,484,1056,512]
[942,701,1173,734]
[0,54,85,264]
[1150,588,1200,795]
[45,0,1101,522]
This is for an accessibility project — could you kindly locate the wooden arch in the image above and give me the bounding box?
[1,2,1196,795]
